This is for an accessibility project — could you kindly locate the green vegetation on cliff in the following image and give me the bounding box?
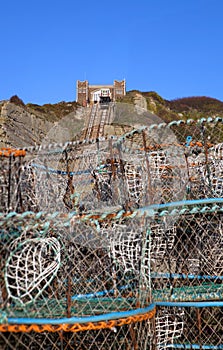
[117,91,223,123]
[26,101,78,122]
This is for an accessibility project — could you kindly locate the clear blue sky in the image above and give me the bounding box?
[1,0,223,104]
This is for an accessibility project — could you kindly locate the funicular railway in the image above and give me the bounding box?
[83,89,114,140]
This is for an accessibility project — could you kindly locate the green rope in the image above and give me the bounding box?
[0,199,223,230]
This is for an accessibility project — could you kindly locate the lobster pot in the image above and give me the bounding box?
[0,149,27,212]
[91,156,148,209]
[150,221,177,274]
[0,210,154,350]
[150,306,185,350]
[151,209,223,303]
[202,143,223,197]
[0,321,152,350]
[21,139,152,213]
[114,128,187,205]
[2,116,223,350]
[153,305,223,349]
[188,153,223,199]
[1,215,152,311]
[25,141,113,213]
[0,148,47,213]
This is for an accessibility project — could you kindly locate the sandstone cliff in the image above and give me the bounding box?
[0,100,85,148]
[0,101,54,148]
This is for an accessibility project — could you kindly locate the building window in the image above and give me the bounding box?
[79,88,86,94]
[115,89,123,95]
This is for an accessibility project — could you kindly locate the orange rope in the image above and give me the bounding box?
[139,141,213,151]
[0,308,156,333]
[0,148,26,157]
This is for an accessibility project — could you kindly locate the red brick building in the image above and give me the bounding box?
[76,80,126,106]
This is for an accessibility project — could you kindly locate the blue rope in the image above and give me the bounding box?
[138,198,223,212]
[151,272,223,281]
[6,303,156,325]
[31,163,91,176]
[5,299,223,325]
[71,284,132,300]
[165,345,223,349]
[156,301,223,307]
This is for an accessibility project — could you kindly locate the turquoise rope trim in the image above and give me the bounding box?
[139,197,223,212]
[165,345,223,349]
[115,115,223,146]
[31,163,91,176]
[4,299,223,325]
[23,138,100,153]
[0,198,223,227]
[20,115,223,152]
[71,284,132,301]
[156,301,223,307]
[0,311,7,324]
[151,272,223,281]
[6,303,156,325]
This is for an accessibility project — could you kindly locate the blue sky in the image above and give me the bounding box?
[1,0,223,104]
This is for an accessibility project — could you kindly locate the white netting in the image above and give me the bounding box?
[152,307,185,349]
[1,117,223,349]
[5,236,61,305]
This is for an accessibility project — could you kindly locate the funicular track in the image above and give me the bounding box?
[83,103,113,140]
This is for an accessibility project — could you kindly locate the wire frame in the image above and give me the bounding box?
[1,116,223,349]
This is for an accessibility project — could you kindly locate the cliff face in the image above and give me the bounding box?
[0,101,54,148]
[1,91,223,149]
[0,101,86,148]
[119,91,223,122]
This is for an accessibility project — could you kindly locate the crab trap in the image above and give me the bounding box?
[1,116,223,349]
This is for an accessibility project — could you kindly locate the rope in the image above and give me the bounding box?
[164,345,223,349]
[152,272,223,281]
[0,307,156,333]
[2,299,223,333]
[0,198,223,229]
[156,301,223,307]
[31,163,91,176]
[115,116,223,146]
[0,148,26,157]
[12,115,222,154]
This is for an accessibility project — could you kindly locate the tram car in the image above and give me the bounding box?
[99,89,111,104]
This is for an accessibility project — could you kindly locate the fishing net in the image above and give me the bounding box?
[1,116,223,349]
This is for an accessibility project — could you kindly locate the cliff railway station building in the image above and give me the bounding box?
[76,80,126,106]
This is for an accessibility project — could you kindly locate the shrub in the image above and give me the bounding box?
[9,95,25,107]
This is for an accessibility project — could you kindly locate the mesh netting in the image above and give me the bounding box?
[1,116,223,349]
[2,117,223,214]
